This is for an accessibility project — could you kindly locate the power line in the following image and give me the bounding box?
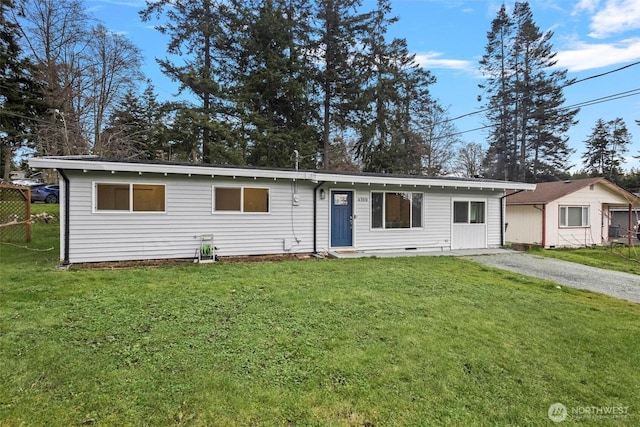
[443,61,640,125]
[3,62,638,148]
[566,88,640,110]
[568,61,640,86]
[437,88,640,140]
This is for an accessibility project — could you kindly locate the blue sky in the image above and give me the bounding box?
[89,0,640,171]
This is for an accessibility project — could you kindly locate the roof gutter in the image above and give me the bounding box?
[57,169,71,265]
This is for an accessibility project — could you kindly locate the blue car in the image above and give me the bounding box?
[30,184,59,204]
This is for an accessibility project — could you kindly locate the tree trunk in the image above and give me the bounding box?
[3,144,13,182]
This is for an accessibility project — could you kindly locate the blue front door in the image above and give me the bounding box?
[331,191,353,247]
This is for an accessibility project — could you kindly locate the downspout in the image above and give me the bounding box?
[542,204,546,247]
[313,181,325,254]
[628,203,632,247]
[57,169,71,265]
[501,190,526,246]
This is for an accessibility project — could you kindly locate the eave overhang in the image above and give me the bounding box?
[28,156,536,192]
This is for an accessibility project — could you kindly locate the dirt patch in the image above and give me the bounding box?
[70,258,194,270]
[69,253,318,270]
[220,253,314,263]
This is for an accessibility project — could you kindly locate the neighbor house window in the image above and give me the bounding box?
[213,187,269,213]
[371,192,423,229]
[95,183,165,212]
[560,206,589,227]
[453,201,485,224]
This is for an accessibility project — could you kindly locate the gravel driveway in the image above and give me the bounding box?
[466,252,640,304]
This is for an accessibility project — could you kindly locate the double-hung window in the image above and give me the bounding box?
[560,206,589,227]
[371,192,423,229]
[95,183,166,212]
[453,201,485,224]
[213,187,269,213]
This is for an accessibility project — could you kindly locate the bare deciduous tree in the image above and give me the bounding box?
[418,104,460,176]
[15,0,143,156]
[455,141,485,177]
[87,25,143,156]
[14,0,89,155]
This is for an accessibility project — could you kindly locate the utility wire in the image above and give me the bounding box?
[439,88,640,139]
[567,88,640,110]
[443,60,640,124]
[3,62,639,145]
[4,86,639,142]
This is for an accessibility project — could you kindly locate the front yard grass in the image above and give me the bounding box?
[1,215,639,426]
[528,246,640,275]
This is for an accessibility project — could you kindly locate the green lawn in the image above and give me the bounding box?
[1,211,639,426]
[528,247,640,275]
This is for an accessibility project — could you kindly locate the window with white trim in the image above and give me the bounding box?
[453,201,485,224]
[371,192,423,229]
[213,186,269,213]
[95,183,166,212]
[560,206,589,227]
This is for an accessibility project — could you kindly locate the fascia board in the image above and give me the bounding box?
[28,157,536,191]
[28,157,315,181]
[313,172,536,191]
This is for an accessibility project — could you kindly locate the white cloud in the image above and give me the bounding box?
[589,0,640,38]
[89,0,146,7]
[573,0,600,14]
[556,37,640,71]
[415,52,475,71]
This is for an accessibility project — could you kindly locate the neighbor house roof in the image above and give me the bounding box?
[29,156,536,191]
[506,177,640,205]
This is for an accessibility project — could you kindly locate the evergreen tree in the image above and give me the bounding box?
[479,2,577,182]
[233,0,319,169]
[140,0,437,171]
[582,118,632,180]
[354,0,435,174]
[479,4,513,180]
[140,0,239,163]
[100,84,168,160]
[314,0,372,169]
[0,0,47,180]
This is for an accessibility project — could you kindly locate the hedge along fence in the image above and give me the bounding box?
[0,184,31,243]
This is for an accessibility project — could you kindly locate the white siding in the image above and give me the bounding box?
[547,184,635,248]
[66,171,315,262]
[63,172,509,263]
[315,188,330,253]
[506,183,635,249]
[318,185,502,253]
[352,189,453,251]
[487,197,503,247]
[505,205,542,245]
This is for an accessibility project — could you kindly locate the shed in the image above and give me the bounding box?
[505,177,640,248]
[28,156,534,264]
